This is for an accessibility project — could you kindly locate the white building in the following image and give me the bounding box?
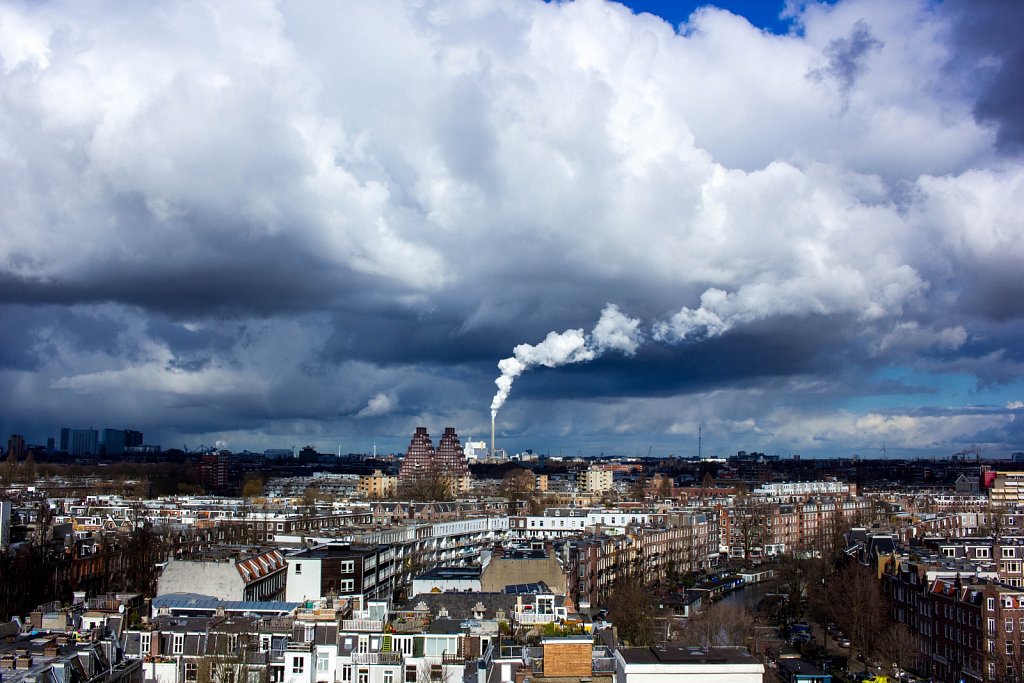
[463,440,488,461]
[614,645,765,683]
[752,481,851,497]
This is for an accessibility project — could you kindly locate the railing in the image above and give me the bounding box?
[342,619,383,632]
[295,608,342,621]
[351,652,404,665]
[593,657,616,672]
[514,612,557,624]
[261,617,294,631]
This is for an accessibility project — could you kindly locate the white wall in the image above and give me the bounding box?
[286,557,322,602]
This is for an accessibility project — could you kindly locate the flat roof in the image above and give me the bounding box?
[416,566,481,580]
[152,593,300,614]
[618,646,762,665]
[288,544,379,559]
[500,548,548,560]
[503,582,551,595]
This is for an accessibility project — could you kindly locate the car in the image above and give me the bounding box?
[837,637,851,648]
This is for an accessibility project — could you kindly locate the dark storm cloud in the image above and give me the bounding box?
[943,0,1024,154]
[0,0,1021,456]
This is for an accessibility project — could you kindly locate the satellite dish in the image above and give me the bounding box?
[119,604,125,614]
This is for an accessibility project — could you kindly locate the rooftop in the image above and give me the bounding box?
[618,645,763,666]
[416,566,482,581]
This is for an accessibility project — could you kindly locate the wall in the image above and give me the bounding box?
[156,559,242,601]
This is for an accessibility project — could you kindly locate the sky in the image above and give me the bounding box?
[1,0,1023,459]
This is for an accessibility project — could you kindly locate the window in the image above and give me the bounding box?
[990,597,997,611]
[173,634,184,655]
[978,547,991,558]
[1008,642,1016,656]
[1004,547,1016,558]
[140,633,151,655]
[406,665,418,683]
[339,579,354,593]
[341,666,353,683]
[383,672,394,683]
[185,662,198,682]
[292,657,305,674]
[1008,619,1015,632]
[357,669,369,683]
[304,625,315,643]
[340,560,355,573]
[316,654,329,673]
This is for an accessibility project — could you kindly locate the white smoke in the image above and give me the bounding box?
[490,304,642,419]
[652,261,925,343]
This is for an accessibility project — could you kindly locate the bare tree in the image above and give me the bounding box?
[683,602,756,649]
[732,496,769,560]
[397,467,457,502]
[607,573,664,646]
[628,472,648,502]
[199,625,263,683]
[877,622,920,679]
[828,562,886,659]
[656,475,674,500]
[501,468,535,513]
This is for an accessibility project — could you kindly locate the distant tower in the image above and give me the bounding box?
[435,428,470,479]
[398,426,471,493]
[398,427,435,482]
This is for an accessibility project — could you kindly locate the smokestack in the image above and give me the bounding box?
[491,414,496,458]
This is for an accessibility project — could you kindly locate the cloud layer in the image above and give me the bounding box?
[1,0,1022,457]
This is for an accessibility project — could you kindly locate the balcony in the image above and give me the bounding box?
[351,652,404,665]
[514,612,557,625]
[343,619,384,632]
[295,608,343,621]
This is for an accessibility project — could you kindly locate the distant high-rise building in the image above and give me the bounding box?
[398,426,471,492]
[101,428,145,455]
[399,427,435,480]
[579,465,614,493]
[61,428,99,456]
[5,434,26,460]
[103,429,126,455]
[125,430,143,449]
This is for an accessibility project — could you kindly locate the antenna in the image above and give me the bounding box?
[878,442,888,459]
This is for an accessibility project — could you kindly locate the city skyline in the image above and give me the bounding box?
[1,0,1023,459]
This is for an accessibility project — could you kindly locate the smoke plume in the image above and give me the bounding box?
[490,304,642,419]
